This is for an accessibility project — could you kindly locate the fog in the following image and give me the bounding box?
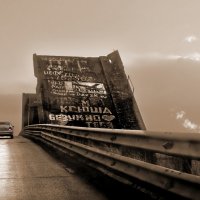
[0,0,200,134]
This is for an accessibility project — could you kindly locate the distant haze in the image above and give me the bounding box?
[0,94,21,135]
[127,56,200,133]
[1,0,200,134]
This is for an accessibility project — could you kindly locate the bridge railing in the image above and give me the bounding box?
[23,124,200,199]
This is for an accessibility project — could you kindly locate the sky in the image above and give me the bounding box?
[1,0,200,135]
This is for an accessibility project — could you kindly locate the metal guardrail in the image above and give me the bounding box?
[23,124,200,199]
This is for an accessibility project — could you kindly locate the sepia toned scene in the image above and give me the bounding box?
[0,0,200,199]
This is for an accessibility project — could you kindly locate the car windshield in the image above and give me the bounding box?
[0,122,12,128]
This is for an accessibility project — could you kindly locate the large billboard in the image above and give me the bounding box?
[34,55,118,128]
[33,51,145,129]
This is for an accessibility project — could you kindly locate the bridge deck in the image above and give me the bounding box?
[0,136,109,200]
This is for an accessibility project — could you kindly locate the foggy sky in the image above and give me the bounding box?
[1,0,200,134]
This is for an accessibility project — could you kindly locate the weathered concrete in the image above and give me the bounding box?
[32,51,145,130]
[0,136,108,200]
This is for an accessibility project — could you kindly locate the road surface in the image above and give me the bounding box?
[0,136,109,200]
[0,136,177,200]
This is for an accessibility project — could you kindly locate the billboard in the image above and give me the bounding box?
[33,55,118,128]
[33,51,145,129]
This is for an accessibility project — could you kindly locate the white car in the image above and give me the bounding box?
[0,122,14,139]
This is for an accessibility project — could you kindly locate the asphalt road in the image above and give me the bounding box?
[0,136,109,200]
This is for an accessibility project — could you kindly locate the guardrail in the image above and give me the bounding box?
[23,124,200,199]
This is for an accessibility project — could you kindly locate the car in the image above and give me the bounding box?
[0,122,14,139]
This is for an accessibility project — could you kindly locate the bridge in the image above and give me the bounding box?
[1,51,199,199]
